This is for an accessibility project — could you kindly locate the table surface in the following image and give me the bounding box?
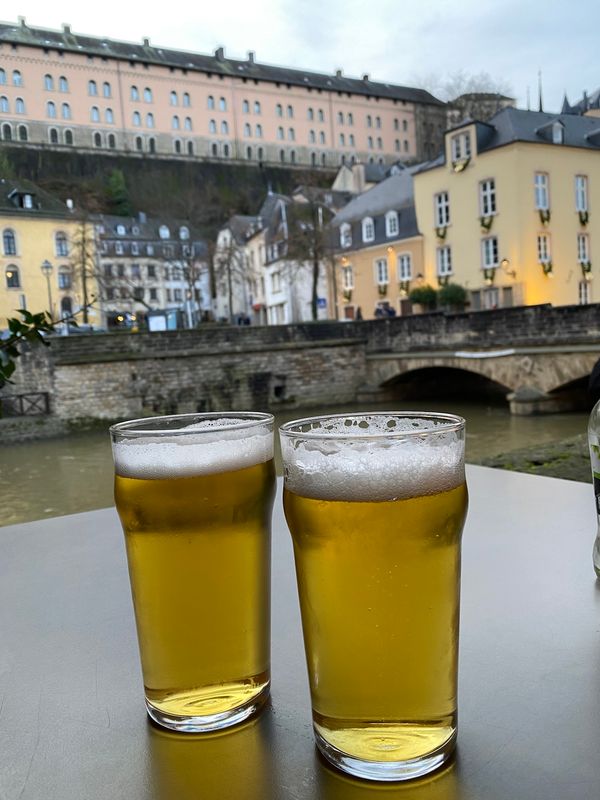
[1,466,599,800]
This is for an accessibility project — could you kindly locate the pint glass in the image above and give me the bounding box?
[110,412,275,733]
[280,412,468,781]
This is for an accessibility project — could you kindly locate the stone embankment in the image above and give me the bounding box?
[475,434,591,483]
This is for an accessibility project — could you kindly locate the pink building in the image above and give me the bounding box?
[0,19,446,167]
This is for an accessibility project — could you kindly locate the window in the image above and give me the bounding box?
[44,74,53,91]
[480,179,496,216]
[395,139,400,152]
[276,103,283,117]
[209,119,216,133]
[375,258,389,284]
[58,102,70,120]
[131,264,141,280]
[58,76,68,92]
[106,108,114,124]
[342,264,354,289]
[116,224,126,236]
[290,150,296,164]
[15,97,25,114]
[286,105,293,118]
[367,115,372,128]
[257,146,263,160]
[403,119,408,132]
[207,95,215,109]
[173,138,182,153]
[317,109,324,122]
[280,149,285,162]
[170,91,178,106]
[246,145,253,160]
[212,142,219,157]
[337,111,344,125]
[3,229,16,255]
[394,118,399,131]
[90,106,100,122]
[146,113,154,128]
[219,97,226,111]
[319,131,325,144]
[277,126,284,140]
[131,85,139,101]
[88,80,97,96]
[578,233,590,263]
[288,128,295,141]
[103,82,111,98]
[481,236,499,268]
[271,271,281,292]
[47,101,56,118]
[244,122,251,137]
[0,69,5,85]
[535,173,549,210]
[49,127,59,144]
[451,132,471,161]
[135,136,143,151]
[242,99,249,113]
[183,92,191,107]
[362,217,375,243]
[58,269,72,289]
[133,111,141,126]
[255,124,262,138]
[115,242,124,255]
[398,253,412,280]
[385,211,399,237]
[377,137,383,149]
[552,122,564,144]
[149,288,158,301]
[435,192,450,226]
[575,175,588,212]
[0,95,8,113]
[579,280,591,305]
[159,225,170,239]
[147,264,156,278]
[347,112,353,125]
[307,107,314,120]
[219,119,227,134]
[367,136,373,149]
[144,87,153,102]
[254,101,261,114]
[5,265,19,288]
[94,132,102,148]
[437,246,452,276]
[309,130,316,144]
[339,133,345,146]
[340,223,352,248]
[537,234,551,263]
[375,116,381,129]
[187,140,194,156]
[18,124,28,141]
[55,232,69,257]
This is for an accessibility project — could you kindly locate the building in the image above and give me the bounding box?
[413,107,600,309]
[0,18,445,167]
[330,166,423,319]
[214,214,266,323]
[561,89,600,118]
[95,213,209,328]
[446,92,515,127]
[0,177,100,326]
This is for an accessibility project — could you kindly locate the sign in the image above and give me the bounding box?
[317,297,327,309]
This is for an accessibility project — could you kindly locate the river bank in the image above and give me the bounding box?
[475,434,591,483]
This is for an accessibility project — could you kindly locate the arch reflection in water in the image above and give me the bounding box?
[317,759,461,800]
[147,712,276,800]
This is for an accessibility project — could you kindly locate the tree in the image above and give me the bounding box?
[68,213,99,325]
[105,169,132,217]
[414,70,514,123]
[213,230,250,323]
[0,148,15,180]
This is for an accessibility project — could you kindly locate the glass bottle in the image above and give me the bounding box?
[587,399,600,577]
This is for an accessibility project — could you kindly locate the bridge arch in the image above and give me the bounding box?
[380,365,511,402]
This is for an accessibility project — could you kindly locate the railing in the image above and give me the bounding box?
[0,392,50,417]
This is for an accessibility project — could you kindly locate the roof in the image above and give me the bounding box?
[0,178,71,217]
[223,214,262,245]
[0,19,444,106]
[332,168,418,225]
[94,213,207,255]
[562,88,600,115]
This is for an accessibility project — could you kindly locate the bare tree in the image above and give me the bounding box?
[213,232,249,323]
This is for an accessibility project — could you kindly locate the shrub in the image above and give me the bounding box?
[408,284,437,308]
[438,283,468,308]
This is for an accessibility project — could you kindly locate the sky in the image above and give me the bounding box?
[6,0,600,112]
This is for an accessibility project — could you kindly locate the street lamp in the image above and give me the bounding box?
[40,259,54,319]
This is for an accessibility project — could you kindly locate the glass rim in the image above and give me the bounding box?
[279,411,465,441]
[110,411,274,439]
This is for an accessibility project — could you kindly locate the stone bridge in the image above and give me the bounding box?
[4,303,600,428]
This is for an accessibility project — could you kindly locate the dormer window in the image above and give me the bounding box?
[451,132,471,164]
[552,122,564,145]
[340,223,352,248]
[116,224,126,235]
[22,194,33,209]
[159,225,170,239]
[362,217,375,243]
[385,211,399,237]
[179,226,190,240]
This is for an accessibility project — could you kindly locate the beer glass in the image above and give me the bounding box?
[280,412,468,781]
[110,412,275,733]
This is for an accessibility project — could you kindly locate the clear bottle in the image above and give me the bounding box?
[587,399,600,577]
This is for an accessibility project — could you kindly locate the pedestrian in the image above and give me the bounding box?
[356,306,363,321]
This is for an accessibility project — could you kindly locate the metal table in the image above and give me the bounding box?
[1,466,599,800]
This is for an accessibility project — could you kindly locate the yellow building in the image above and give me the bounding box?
[0,178,100,327]
[331,167,423,319]
[413,107,600,309]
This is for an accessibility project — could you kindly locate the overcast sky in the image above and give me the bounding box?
[7,0,600,111]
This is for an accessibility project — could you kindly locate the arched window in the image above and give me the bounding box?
[220,120,227,134]
[311,152,316,166]
[103,82,111,98]
[244,123,251,137]
[108,133,116,149]
[319,131,325,144]
[277,126,284,140]
[91,106,100,122]
[377,137,383,149]
[367,115,372,128]
[257,146,264,161]
[185,117,192,131]
[367,136,373,149]
[135,136,143,151]
[3,229,17,255]
[288,128,295,141]
[170,91,178,106]
[49,128,59,144]
[179,226,190,240]
[58,268,72,289]
[159,225,170,239]
[146,113,154,128]
[12,70,22,87]
[254,100,261,114]
[187,140,194,155]
[44,74,53,91]
[94,132,102,148]
[207,95,215,109]
[340,223,352,248]
[308,107,314,120]
[347,112,353,125]
[375,116,381,129]
[337,111,343,124]
[290,150,296,164]
[55,232,69,256]
[5,265,19,288]
[287,105,293,118]
[18,124,27,142]
[208,119,216,133]
[242,99,249,113]
[133,111,141,126]
[1,123,11,141]
[349,134,355,146]
[255,124,262,138]
[211,142,218,157]
[174,139,182,154]
[361,217,375,243]
[223,143,230,157]
[172,115,180,130]
[318,109,324,122]
[246,145,253,160]
[321,152,326,166]
[148,137,155,153]
[183,92,191,107]
[219,97,226,111]
[47,101,56,118]
[59,76,68,92]
[0,69,5,85]
[131,85,139,101]
[106,108,114,124]
[0,96,9,112]
[61,103,70,119]
[276,103,283,117]
[143,87,153,102]
[88,80,97,96]
[280,149,285,163]
[60,297,73,316]
[339,133,345,146]
[64,129,73,145]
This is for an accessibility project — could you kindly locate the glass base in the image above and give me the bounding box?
[314,726,456,782]
[145,682,270,733]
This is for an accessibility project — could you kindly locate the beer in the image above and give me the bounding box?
[112,413,275,732]
[280,412,467,781]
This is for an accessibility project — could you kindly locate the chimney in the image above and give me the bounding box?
[18,16,26,27]
[62,23,71,34]
[362,73,369,82]
[247,50,255,64]
[215,46,225,62]
[143,37,150,47]
[66,198,74,211]
[335,69,343,78]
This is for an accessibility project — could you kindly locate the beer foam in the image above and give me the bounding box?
[113,421,273,479]
[280,415,464,502]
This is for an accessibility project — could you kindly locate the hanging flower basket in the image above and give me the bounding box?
[343,289,353,302]
[539,209,551,225]
[581,261,592,280]
[452,157,471,173]
[435,226,447,240]
[579,210,589,227]
[399,280,411,296]
[480,215,494,232]
[437,275,450,287]
[378,284,388,297]
[541,261,553,276]
[483,267,496,285]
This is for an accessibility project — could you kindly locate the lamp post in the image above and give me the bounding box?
[40,259,54,320]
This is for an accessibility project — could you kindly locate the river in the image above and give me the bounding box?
[0,400,589,527]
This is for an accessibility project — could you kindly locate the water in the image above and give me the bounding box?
[0,400,589,527]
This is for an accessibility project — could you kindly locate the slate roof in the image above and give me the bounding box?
[0,178,71,217]
[95,213,207,256]
[224,214,262,245]
[562,88,600,115]
[0,20,443,106]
